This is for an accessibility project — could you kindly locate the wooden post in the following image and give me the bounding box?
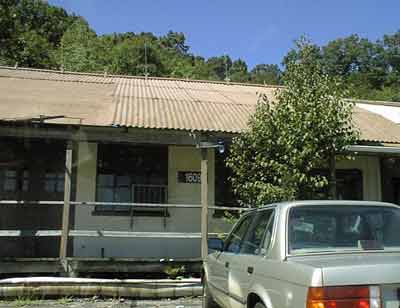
[200,148,209,262]
[328,153,337,200]
[60,141,73,259]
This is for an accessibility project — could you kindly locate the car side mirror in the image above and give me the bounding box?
[208,238,224,252]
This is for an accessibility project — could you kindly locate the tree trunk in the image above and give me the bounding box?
[328,153,337,200]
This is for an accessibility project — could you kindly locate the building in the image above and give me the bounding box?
[1,66,400,264]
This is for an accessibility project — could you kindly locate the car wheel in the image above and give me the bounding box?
[203,277,219,308]
[254,302,266,308]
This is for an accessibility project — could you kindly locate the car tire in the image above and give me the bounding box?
[203,277,219,308]
[254,302,266,308]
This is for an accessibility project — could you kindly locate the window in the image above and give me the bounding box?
[309,169,363,200]
[0,138,66,200]
[224,213,254,253]
[0,169,30,194]
[215,151,238,207]
[288,205,400,255]
[241,209,274,255]
[44,172,64,193]
[95,144,168,215]
[3,169,17,192]
[264,212,275,250]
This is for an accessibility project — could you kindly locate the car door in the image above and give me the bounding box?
[211,212,255,307]
[228,208,275,308]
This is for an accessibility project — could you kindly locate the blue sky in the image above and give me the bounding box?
[48,0,399,69]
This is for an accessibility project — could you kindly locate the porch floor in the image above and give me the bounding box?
[0,258,202,277]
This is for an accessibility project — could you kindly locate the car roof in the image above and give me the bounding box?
[256,200,399,212]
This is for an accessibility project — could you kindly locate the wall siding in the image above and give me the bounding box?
[72,144,381,258]
[73,143,231,258]
[336,155,381,201]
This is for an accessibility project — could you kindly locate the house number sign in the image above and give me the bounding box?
[178,171,201,184]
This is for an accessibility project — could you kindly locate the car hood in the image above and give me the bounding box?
[287,252,400,286]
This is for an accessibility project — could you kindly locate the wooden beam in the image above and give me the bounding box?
[0,230,226,238]
[0,260,64,274]
[69,259,202,274]
[328,153,337,199]
[59,141,73,259]
[0,258,202,274]
[0,126,233,145]
[0,200,250,211]
[200,148,209,261]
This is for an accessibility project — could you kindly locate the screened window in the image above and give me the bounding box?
[95,144,168,215]
[44,172,64,193]
[3,169,17,192]
[0,138,65,200]
[310,169,363,200]
[215,151,238,207]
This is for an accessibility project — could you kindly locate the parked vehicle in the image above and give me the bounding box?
[203,200,400,308]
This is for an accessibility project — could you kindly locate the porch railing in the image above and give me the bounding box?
[132,184,168,204]
[0,200,249,238]
[94,184,168,213]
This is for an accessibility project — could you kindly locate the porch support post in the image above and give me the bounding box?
[60,141,73,259]
[200,148,209,262]
[328,153,337,199]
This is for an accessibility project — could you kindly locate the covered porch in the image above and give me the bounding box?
[0,125,235,276]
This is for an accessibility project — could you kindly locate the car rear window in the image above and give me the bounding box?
[288,205,400,254]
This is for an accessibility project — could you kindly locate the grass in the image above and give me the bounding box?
[56,296,74,305]
[4,296,43,307]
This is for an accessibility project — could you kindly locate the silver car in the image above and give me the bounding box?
[204,200,400,308]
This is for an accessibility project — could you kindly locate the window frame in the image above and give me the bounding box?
[94,143,168,216]
[239,209,274,255]
[239,208,276,256]
[285,203,400,257]
[223,211,256,254]
[310,168,363,200]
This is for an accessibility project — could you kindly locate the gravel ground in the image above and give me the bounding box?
[0,297,203,308]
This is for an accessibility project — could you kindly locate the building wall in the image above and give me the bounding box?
[73,143,231,258]
[337,155,381,201]
[73,143,382,258]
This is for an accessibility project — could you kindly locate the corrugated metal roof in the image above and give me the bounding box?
[111,77,271,132]
[353,106,400,143]
[1,66,400,143]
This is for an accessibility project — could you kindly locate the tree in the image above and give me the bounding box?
[159,31,189,54]
[227,38,358,207]
[230,59,249,83]
[205,56,232,80]
[58,18,99,72]
[0,0,75,67]
[109,36,163,76]
[250,64,281,85]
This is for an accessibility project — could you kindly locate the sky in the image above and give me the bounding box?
[48,0,400,69]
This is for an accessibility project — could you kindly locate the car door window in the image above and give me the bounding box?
[224,213,254,253]
[263,211,275,251]
[240,209,274,254]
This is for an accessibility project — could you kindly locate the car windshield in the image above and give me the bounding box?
[288,205,400,254]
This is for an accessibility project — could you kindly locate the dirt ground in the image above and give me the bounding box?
[0,297,203,308]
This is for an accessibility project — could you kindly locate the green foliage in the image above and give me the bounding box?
[163,265,186,279]
[283,32,400,102]
[230,59,249,82]
[59,18,99,72]
[1,0,399,98]
[250,64,282,85]
[0,0,75,68]
[109,36,163,76]
[227,38,359,207]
